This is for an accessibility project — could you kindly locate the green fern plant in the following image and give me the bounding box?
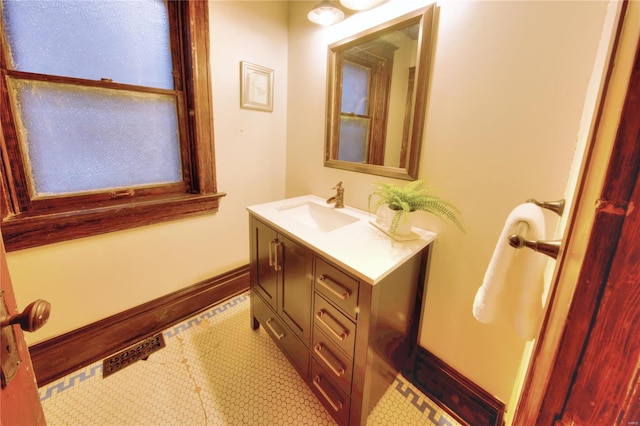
[367,180,465,235]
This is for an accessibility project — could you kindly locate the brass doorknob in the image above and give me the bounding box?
[0,299,51,332]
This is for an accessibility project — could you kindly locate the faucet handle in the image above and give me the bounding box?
[330,182,344,208]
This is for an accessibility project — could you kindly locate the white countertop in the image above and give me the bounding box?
[247,195,437,285]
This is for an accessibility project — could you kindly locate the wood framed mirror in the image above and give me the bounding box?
[324,6,435,180]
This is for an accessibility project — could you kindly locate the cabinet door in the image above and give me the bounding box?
[251,218,278,310]
[278,234,313,346]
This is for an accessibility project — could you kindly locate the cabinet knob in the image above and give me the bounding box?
[1,299,51,332]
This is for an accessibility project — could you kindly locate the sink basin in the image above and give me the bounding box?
[278,201,359,232]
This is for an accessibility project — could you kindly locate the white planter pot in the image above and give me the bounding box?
[376,205,414,236]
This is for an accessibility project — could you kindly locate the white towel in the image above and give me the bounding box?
[473,203,547,340]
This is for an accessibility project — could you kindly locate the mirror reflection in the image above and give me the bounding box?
[324,6,434,180]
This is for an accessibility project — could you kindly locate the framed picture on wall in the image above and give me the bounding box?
[240,61,273,112]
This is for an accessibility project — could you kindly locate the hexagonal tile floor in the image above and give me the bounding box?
[39,293,461,426]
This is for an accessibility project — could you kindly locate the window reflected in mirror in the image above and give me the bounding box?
[324,6,435,180]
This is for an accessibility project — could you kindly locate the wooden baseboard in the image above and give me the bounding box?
[29,265,250,387]
[410,347,505,426]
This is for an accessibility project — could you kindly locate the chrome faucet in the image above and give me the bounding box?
[326,181,344,208]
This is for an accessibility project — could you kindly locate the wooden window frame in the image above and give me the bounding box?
[0,1,224,252]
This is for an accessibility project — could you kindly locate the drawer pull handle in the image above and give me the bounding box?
[316,310,348,341]
[314,343,345,377]
[316,275,350,300]
[265,318,285,340]
[268,240,275,268]
[313,375,343,412]
[269,240,282,271]
[273,241,282,271]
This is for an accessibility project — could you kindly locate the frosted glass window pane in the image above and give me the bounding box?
[2,0,173,89]
[9,79,182,195]
[338,117,369,163]
[341,62,369,115]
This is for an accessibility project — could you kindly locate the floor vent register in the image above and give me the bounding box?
[102,333,166,378]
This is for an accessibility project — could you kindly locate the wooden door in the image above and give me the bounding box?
[0,238,46,425]
[515,8,639,424]
[556,138,640,424]
[542,40,640,424]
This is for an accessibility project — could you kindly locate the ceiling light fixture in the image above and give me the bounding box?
[307,0,345,26]
[339,0,385,11]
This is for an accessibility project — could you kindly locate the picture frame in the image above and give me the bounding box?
[240,61,274,112]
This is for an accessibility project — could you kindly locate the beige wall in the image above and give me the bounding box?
[5,1,289,344]
[286,0,609,412]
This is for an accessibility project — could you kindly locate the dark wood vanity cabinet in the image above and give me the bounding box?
[250,218,314,377]
[249,215,429,426]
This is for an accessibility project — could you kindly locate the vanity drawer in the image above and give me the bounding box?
[315,257,359,319]
[311,358,351,426]
[253,293,309,380]
[314,294,356,358]
[312,326,353,395]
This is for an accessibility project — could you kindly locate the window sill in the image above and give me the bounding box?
[1,192,226,252]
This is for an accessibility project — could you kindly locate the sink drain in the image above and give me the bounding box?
[102,333,165,378]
